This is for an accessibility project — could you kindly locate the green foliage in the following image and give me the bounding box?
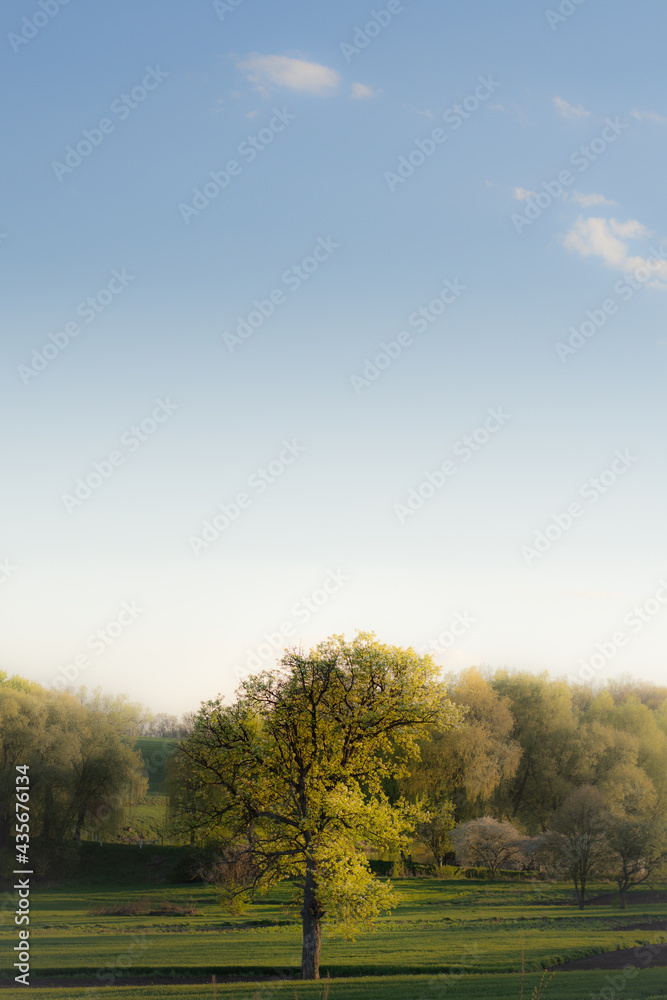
[174,631,460,977]
[416,798,456,865]
[403,667,520,821]
[0,681,148,846]
[607,808,667,904]
[434,863,465,879]
[549,786,614,908]
[489,671,580,829]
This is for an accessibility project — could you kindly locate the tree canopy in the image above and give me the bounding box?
[174,632,460,979]
[0,674,147,846]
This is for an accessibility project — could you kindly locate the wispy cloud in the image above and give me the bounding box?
[350,82,380,101]
[630,108,667,124]
[513,186,616,209]
[238,54,340,96]
[404,104,435,119]
[554,96,592,119]
[569,191,616,207]
[563,215,667,287]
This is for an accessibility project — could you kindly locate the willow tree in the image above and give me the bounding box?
[175,632,459,979]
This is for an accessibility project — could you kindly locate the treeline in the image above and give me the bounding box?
[0,673,148,845]
[402,667,667,831]
[398,667,667,909]
[2,664,666,854]
[166,635,667,980]
[140,712,194,738]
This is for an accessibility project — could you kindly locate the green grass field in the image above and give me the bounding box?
[123,796,171,843]
[1,974,666,1000]
[1,858,665,999]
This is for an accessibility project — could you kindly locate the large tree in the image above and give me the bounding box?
[490,671,580,828]
[405,667,520,820]
[0,679,74,846]
[175,632,459,979]
[549,785,613,909]
[0,675,147,845]
[67,692,148,841]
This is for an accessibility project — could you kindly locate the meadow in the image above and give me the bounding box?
[1,848,665,1000]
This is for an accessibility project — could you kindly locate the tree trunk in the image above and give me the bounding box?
[74,812,85,842]
[578,877,585,910]
[301,865,322,980]
[619,889,626,910]
[512,765,530,816]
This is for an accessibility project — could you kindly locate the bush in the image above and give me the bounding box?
[452,817,527,876]
[89,895,198,916]
[368,859,394,877]
[434,864,465,880]
[167,845,219,883]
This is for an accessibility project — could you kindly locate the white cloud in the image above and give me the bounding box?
[350,82,380,100]
[245,109,260,119]
[512,188,615,208]
[609,218,651,240]
[631,109,667,124]
[238,54,340,96]
[562,215,667,287]
[569,191,616,207]
[554,96,592,119]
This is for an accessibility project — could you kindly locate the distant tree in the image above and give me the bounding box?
[142,711,195,738]
[608,811,667,909]
[69,703,147,841]
[605,677,667,711]
[490,672,580,829]
[0,681,75,845]
[174,632,459,980]
[524,830,570,879]
[0,679,148,845]
[404,667,520,819]
[452,816,526,875]
[577,690,667,808]
[177,711,196,737]
[417,799,456,866]
[549,786,613,909]
[143,713,179,737]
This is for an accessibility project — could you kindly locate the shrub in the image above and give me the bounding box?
[88,895,198,916]
[452,817,527,876]
[434,864,465,879]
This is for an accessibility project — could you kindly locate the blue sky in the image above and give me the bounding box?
[2,0,666,713]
